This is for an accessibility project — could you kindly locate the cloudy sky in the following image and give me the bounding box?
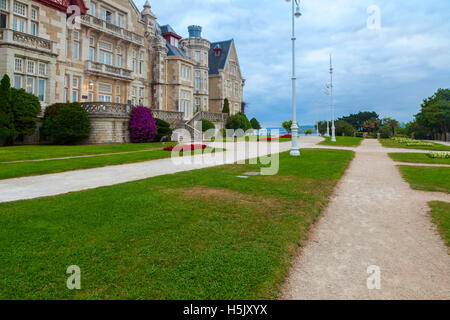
[137,0,450,128]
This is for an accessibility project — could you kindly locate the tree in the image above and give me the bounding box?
[317,121,328,135]
[282,120,299,133]
[222,98,230,115]
[250,117,261,130]
[363,118,381,133]
[241,101,247,114]
[41,102,90,144]
[305,129,313,135]
[339,111,379,132]
[0,74,15,143]
[382,118,399,137]
[199,119,215,132]
[415,88,450,140]
[128,106,157,143]
[155,118,173,142]
[10,88,41,140]
[225,112,252,131]
[379,125,392,139]
[335,120,355,136]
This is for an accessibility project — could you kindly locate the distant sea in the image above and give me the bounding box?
[255,126,317,137]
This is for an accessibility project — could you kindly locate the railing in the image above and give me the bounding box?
[80,15,144,46]
[85,61,133,81]
[187,111,228,127]
[152,110,184,122]
[81,102,132,118]
[0,29,56,54]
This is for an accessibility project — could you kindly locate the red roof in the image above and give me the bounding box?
[33,0,87,15]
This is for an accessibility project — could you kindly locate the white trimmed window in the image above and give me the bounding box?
[38,62,46,76]
[31,7,37,20]
[27,60,35,74]
[116,85,120,95]
[0,0,8,10]
[38,78,46,102]
[13,74,22,89]
[12,16,26,32]
[14,57,23,72]
[99,82,112,94]
[13,1,26,17]
[26,76,34,94]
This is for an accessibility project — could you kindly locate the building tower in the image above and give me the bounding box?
[180,26,211,113]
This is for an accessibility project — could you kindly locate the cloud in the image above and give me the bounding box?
[139,0,450,126]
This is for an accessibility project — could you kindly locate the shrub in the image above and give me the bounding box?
[199,119,215,132]
[305,129,313,135]
[428,152,450,159]
[0,74,14,143]
[335,120,355,136]
[355,132,364,138]
[129,106,157,143]
[225,112,252,131]
[155,118,172,142]
[41,102,90,144]
[379,125,392,139]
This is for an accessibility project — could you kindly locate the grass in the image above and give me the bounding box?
[0,142,176,163]
[429,202,450,247]
[398,166,450,193]
[0,149,354,300]
[380,139,450,151]
[389,153,450,165]
[319,136,363,147]
[0,147,223,180]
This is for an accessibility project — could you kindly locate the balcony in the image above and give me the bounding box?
[85,61,133,81]
[81,102,132,118]
[0,29,57,55]
[80,15,144,46]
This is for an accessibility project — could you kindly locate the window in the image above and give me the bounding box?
[90,2,96,16]
[226,81,231,97]
[88,92,93,102]
[72,77,79,89]
[13,74,22,88]
[115,96,120,103]
[116,85,120,95]
[14,57,23,72]
[99,51,113,65]
[26,76,34,94]
[195,71,200,89]
[73,31,79,60]
[180,90,191,119]
[89,37,94,46]
[117,14,123,27]
[138,60,143,74]
[195,51,200,62]
[234,82,239,97]
[101,9,113,24]
[89,47,95,61]
[0,13,7,29]
[139,87,143,97]
[30,22,37,35]
[13,16,26,32]
[132,59,136,72]
[99,82,112,94]
[13,1,26,17]
[116,55,122,67]
[0,0,8,10]
[98,40,112,51]
[195,98,200,112]
[38,63,46,76]
[99,94,111,102]
[31,7,37,20]
[72,90,79,102]
[27,60,35,74]
[38,78,46,102]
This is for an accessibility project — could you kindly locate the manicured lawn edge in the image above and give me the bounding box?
[389,153,450,165]
[380,139,450,151]
[398,166,450,193]
[319,136,363,147]
[429,201,450,247]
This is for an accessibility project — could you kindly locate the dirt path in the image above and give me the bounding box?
[282,139,450,300]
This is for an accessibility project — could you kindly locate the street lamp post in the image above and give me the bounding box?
[287,0,301,157]
[330,54,336,142]
[324,86,330,137]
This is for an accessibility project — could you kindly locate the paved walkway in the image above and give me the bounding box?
[282,139,450,300]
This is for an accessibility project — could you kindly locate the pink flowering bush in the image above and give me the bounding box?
[129,106,157,143]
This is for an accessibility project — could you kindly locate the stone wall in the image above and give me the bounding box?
[84,116,130,145]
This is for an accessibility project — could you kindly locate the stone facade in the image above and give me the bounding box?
[0,0,244,144]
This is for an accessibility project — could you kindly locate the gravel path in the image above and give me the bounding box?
[282,139,450,300]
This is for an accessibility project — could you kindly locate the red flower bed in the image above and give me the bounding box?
[261,137,278,142]
[281,134,292,139]
[164,144,208,152]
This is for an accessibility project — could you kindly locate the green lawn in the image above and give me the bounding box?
[398,166,450,193]
[389,153,450,165]
[429,202,450,247]
[380,139,450,151]
[0,148,223,180]
[0,149,354,300]
[0,142,175,163]
[319,136,363,147]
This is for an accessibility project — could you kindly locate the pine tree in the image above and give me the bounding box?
[0,74,15,143]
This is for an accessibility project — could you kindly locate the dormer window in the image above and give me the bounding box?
[170,37,178,48]
[214,45,221,57]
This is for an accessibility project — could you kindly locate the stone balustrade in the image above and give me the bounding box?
[152,110,185,122]
[80,15,144,46]
[81,102,132,118]
[85,61,133,81]
[0,29,57,55]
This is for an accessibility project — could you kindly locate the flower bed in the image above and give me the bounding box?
[164,144,208,152]
[280,134,292,139]
[260,137,278,142]
[392,137,433,147]
[428,152,450,159]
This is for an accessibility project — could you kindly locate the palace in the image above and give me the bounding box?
[0,0,245,143]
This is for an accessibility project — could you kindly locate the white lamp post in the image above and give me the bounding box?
[286,0,301,157]
[324,86,330,137]
[330,54,336,142]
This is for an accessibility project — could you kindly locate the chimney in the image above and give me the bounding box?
[188,25,202,38]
